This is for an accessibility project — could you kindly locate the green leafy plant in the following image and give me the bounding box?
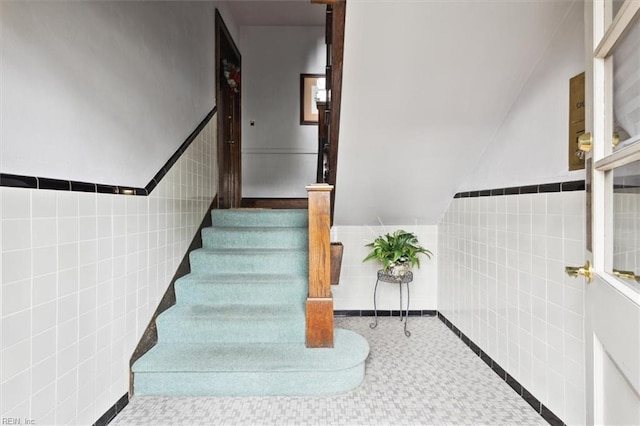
[363,229,433,271]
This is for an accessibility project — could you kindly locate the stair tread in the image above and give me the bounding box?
[135,209,369,396]
[192,247,307,255]
[204,226,307,231]
[134,328,368,373]
[159,303,304,318]
[212,209,308,228]
[177,273,307,283]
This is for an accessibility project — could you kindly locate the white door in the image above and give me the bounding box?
[577,1,640,424]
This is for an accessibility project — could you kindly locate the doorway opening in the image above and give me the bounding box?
[215,9,242,209]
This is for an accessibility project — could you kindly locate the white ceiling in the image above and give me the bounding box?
[335,0,582,225]
[218,0,325,27]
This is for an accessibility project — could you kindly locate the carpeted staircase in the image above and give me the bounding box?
[132,209,369,396]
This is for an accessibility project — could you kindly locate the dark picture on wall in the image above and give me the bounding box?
[300,73,324,125]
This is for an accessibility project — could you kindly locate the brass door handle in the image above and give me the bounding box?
[578,131,620,150]
[613,269,640,283]
[565,260,592,283]
[578,133,592,152]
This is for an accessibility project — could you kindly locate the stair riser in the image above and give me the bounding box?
[132,209,372,398]
[202,228,308,250]
[175,281,307,306]
[212,210,308,228]
[134,364,366,396]
[190,251,308,275]
[156,315,305,343]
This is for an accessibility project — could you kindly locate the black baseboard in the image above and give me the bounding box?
[334,309,437,317]
[437,312,565,426]
[129,195,218,391]
[93,393,128,426]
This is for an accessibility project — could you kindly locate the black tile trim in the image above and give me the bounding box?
[614,182,640,189]
[523,386,542,414]
[541,405,565,426]
[437,312,566,426]
[0,173,38,189]
[0,107,216,196]
[97,184,119,194]
[146,108,217,194]
[455,180,585,198]
[71,181,97,193]
[539,183,561,193]
[505,186,520,195]
[562,180,585,192]
[38,177,71,191]
[333,309,437,317]
[93,393,128,426]
[117,187,147,196]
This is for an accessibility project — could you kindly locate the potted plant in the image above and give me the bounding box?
[363,229,432,277]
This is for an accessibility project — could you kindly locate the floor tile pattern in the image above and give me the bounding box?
[112,317,545,425]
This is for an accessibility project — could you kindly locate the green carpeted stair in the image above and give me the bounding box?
[132,209,369,396]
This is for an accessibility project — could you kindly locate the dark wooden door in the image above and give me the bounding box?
[215,10,241,209]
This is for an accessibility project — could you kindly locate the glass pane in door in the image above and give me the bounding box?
[613,15,640,149]
[612,0,626,21]
[613,158,640,293]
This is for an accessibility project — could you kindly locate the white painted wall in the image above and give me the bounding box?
[1,1,221,187]
[239,26,324,198]
[461,0,586,191]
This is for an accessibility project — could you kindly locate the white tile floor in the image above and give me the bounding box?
[111,317,545,426]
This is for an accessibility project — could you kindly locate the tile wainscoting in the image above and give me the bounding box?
[0,118,217,425]
[439,182,586,425]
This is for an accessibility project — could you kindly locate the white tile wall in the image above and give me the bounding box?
[438,191,586,425]
[331,225,438,311]
[0,118,216,425]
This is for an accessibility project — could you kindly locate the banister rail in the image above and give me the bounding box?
[314,1,346,226]
[316,100,329,183]
[305,184,334,348]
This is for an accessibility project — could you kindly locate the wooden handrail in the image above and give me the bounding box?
[305,184,334,348]
[327,1,345,223]
[314,1,346,225]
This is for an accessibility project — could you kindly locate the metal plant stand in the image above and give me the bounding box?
[370,269,414,337]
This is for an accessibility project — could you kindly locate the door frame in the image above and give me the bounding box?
[585,1,640,424]
[215,9,242,208]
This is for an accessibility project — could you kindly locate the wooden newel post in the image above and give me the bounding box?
[306,184,334,348]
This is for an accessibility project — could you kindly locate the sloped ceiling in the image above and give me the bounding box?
[334,0,579,226]
[222,0,581,226]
